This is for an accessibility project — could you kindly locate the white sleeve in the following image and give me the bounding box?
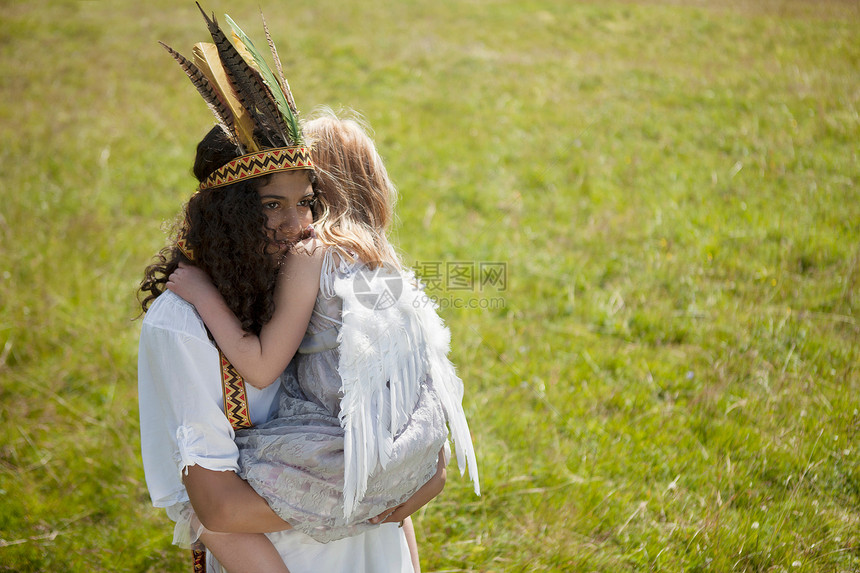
[138,308,240,509]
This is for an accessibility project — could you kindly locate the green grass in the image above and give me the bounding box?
[1,0,858,571]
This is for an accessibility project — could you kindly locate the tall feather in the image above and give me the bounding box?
[229,31,293,147]
[260,10,299,118]
[196,3,285,148]
[225,14,302,145]
[159,41,241,151]
[192,43,258,152]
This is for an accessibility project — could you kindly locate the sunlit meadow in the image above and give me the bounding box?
[0,0,857,571]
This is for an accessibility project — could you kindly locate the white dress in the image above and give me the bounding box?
[236,248,478,542]
[233,249,455,542]
[138,290,413,572]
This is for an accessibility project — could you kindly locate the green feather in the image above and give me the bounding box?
[224,14,302,145]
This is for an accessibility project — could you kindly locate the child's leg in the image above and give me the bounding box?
[401,516,421,573]
[199,530,290,573]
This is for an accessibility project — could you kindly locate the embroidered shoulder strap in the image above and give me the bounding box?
[219,349,253,430]
[192,549,206,573]
[191,349,253,570]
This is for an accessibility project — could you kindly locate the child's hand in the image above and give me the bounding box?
[290,226,318,256]
[167,263,218,306]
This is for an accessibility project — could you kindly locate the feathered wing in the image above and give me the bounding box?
[335,266,427,518]
[335,264,480,518]
[414,293,481,494]
[159,41,239,148]
[192,43,258,152]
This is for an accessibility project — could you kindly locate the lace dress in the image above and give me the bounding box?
[233,249,458,543]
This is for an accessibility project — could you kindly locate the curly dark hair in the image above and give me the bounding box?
[138,126,311,334]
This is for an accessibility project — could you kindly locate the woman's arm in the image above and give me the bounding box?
[183,465,293,533]
[167,240,325,388]
[371,449,447,526]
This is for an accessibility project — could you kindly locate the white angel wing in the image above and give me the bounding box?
[334,261,480,518]
[414,296,480,495]
[335,262,427,517]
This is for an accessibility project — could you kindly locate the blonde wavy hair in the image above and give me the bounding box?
[304,111,401,269]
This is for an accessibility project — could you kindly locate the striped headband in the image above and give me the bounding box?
[199,146,313,190]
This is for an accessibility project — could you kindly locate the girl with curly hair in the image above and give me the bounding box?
[163,113,479,572]
[138,122,450,573]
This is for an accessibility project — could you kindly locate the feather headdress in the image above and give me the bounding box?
[161,3,312,191]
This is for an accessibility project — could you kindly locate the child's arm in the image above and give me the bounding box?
[167,239,326,389]
[199,531,290,573]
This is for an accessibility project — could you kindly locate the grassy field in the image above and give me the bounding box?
[1,0,858,571]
